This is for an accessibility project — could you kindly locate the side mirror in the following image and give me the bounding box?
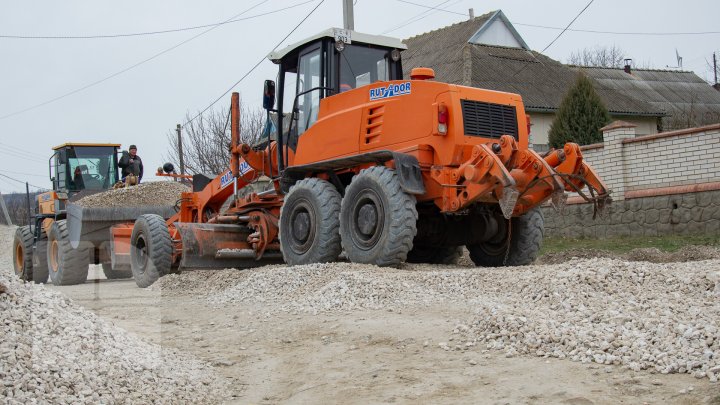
[263,80,276,110]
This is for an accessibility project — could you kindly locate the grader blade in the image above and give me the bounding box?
[175,222,277,269]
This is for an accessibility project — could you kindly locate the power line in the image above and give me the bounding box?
[512,0,594,78]
[396,0,720,37]
[0,141,47,159]
[183,0,326,128]
[0,0,315,40]
[0,168,49,178]
[539,1,594,53]
[0,172,48,191]
[383,0,458,34]
[0,0,272,121]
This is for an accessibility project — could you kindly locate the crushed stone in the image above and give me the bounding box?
[73,181,189,208]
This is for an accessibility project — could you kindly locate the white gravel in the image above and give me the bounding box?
[197,258,720,381]
[73,181,189,208]
[0,226,227,404]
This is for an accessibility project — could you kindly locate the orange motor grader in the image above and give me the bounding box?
[106,28,609,287]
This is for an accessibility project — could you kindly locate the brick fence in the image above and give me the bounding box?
[543,122,720,238]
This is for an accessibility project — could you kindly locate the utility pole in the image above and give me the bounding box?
[176,124,185,176]
[342,0,354,30]
[714,52,717,86]
[0,191,12,225]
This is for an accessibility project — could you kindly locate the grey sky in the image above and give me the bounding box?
[1,0,717,192]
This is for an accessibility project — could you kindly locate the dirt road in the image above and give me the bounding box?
[45,261,718,404]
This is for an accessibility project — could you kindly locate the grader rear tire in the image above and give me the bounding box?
[47,220,90,285]
[467,208,544,267]
[340,166,417,267]
[280,178,342,265]
[13,226,34,281]
[130,214,172,288]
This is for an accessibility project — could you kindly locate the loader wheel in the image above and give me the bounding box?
[467,208,544,267]
[407,246,462,265]
[130,214,172,288]
[280,178,342,265]
[13,226,34,281]
[101,263,132,280]
[340,166,417,267]
[33,229,49,284]
[47,220,90,285]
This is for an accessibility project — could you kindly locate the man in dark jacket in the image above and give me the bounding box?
[118,144,144,183]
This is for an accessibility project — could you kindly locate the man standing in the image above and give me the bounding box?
[118,144,144,184]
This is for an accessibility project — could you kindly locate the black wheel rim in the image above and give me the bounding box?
[133,235,148,275]
[350,188,385,250]
[288,198,316,255]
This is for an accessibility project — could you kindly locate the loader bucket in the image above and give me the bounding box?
[66,203,176,249]
[175,222,282,270]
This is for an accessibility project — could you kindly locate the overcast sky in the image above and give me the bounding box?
[1,0,718,192]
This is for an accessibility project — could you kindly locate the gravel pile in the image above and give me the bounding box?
[537,245,720,265]
[0,227,227,404]
[453,258,720,381]
[196,258,720,380]
[74,181,189,208]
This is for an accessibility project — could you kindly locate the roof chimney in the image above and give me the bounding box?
[624,58,632,74]
[468,8,474,19]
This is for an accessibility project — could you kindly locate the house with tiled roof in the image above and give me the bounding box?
[402,10,720,151]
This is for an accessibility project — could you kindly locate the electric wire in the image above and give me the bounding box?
[382,0,457,34]
[396,0,720,36]
[0,0,270,121]
[512,0,595,78]
[0,0,315,40]
[0,171,48,190]
[0,168,50,178]
[182,0,326,128]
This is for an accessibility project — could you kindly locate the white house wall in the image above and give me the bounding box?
[470,19,523,48]
[527,112,657,151]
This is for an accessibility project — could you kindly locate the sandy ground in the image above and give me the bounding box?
[32,262,717,405]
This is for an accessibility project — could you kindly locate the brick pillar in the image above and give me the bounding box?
[599,121,636,201]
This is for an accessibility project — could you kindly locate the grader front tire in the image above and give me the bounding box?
[279,178,342,265]
[130,214,172,288]
[340,166,417,267]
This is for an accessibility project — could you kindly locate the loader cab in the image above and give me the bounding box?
[50,143,121,196]
[264,28,406,167]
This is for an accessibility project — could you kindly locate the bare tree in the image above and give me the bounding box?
[2,192,40,226]
[165,102,266,175]
[568,45,626,68]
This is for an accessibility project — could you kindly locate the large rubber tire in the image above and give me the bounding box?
[340,166,417,267]
[13,226,34,281]
[47,220,90,286]
[101,262,133,279]
[407,246,463,265]
[279,178,342,265]
[467,208,544,267]
[130,214,172,288]
[33,229,49,284]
